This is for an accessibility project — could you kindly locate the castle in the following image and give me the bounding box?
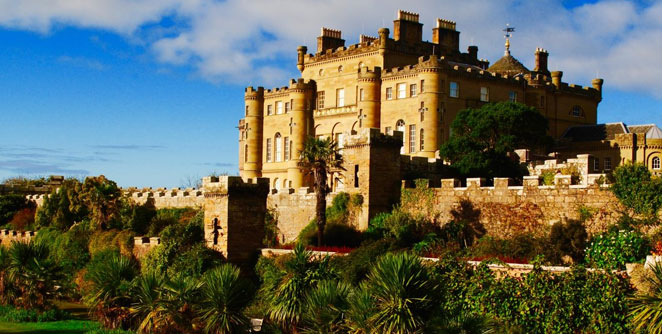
[238,10,605,190]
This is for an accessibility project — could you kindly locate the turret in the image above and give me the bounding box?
[551,71,563,88]
[417,57,441,158]
[317,27,344,53]
[357,67,382,129]
[592,78,604,101]
[297,46,307,72]
[242,86,264,179]
[393,10,422,44]
[378,28,390,55]
[432,18,459,54]
[287,78,314,188]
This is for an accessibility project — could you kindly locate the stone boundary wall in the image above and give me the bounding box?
[427,175,621,238]
[0,229,37,247]
[133,236,161,258]
[28,188,206,209]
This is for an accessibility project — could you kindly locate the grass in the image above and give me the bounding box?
[0,319,100,333]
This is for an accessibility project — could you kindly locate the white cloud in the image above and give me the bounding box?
[1,0,661,97]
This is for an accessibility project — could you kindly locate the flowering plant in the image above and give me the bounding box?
[585,230,650,270]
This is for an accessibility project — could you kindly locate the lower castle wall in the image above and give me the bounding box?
[0,230,37,247]
[430,177,621,238]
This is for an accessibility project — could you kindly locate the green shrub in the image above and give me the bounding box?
[0,304,70,322]
[585,229,650,269]
[333,239,393,284]
[548,219,587,264]
[610,162,662,218]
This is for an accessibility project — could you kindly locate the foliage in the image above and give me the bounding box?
[299,136,344,246]
[0,305,70,322]
[629,261,662,333]
[300,280,350,334]
[198,264,252,334]
[119,198,156,235]
[35,178,87,230]
[264,208,280,248]
[8,207,36,230]
[585,229,650,270]
[0,194,35,227]
[440,102,551,179]
[611,162,662,218]
[333,239,393,285]
[297,193,363,247]
[80,175,123,229]
[88,230,135,257]
[365,252,437,334]
[400,179,437,221]
[548,219,588,264]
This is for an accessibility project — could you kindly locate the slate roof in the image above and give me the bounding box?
[487,55,530,76]
[561,123,628,142]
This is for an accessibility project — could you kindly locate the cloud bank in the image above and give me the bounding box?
[1,0,661,97]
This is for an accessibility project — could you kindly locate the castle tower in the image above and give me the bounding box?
[287,79,313,188]
[418,56,441,158]
[357,67,382,129]
[242,87,264,179]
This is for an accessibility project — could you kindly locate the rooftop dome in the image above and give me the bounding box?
[487,54,530,76]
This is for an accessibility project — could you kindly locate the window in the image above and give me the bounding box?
[409,125,416,153]
[359,88,364,101]
[317,91,325,109]
[338,65,343,72]
[571,105,583,117]
[284,137,290,161]
[593,157,600,171]
[337,88,345,107]
[420,101,425,122]
[480,87,489,102]
[273,178,279,190]
[386,87,393,100]
[244,144,248,162]
[605,157,612,171]
[284,102,290,113]
[275,133,282,162]
[267,105,273,115]
[276,101,283,114]
[420,80,425,93]
[509,91,517,102]
[654,157,661,170]
[420,128,425,151]
[385,126,392,135]
[318,69,324,76]
[397,83,406,99]
[354,165,359,188]
[266,138,272,162]
[449,81,459,98]
[245,105,249,116]
[410,84,417,97]
[396,120,405,154]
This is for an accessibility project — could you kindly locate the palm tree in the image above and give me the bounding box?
[366,252,436,334]
[197,264,252,334]
[6,241,62,310]
[630,261,662,333]
[299,137,343,246]
[344,283,375,334]
[300,280,350,334]
[161,274,203,332]
[131,272,169,334]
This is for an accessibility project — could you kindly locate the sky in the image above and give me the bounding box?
[1,0,661,188]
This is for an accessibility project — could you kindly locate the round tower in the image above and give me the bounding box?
[417,57,441,158]
[357,67,381,129]
[242,86,264,179]
[287,79,312,188]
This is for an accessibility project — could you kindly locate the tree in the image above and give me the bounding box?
[81,175,123,229]
[35,178,87,230]
[440,102,551,179]
[610,162,662,220]
[300,280,350,334]
[299,137,343,246]
[198,264,252,334]
[630,262,662,333]
[0,194,34,226]
[5,241,62,310]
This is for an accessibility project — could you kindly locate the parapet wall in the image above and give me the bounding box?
[28,188,206,209]
[428,176,621,238]
[133,236,161,258]
[0,229,37,247]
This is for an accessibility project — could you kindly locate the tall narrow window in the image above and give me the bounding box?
[396,120,405,154]
[450,81,459,98]
[359,88,364,101]
[267,105,273,115]
[284,136,290,161]
[420,80,425,92]
[410,84,417,97]
[244,144,248,162]
[354,165,359,188]
[420,128,425,151]
[480,87,489,102]
[409,125,416,153]
[275,133,282,162]
[276,101,283,114]
[604,157,612,171]
[317,91,325,109]
[284,102,290,113]
[509,91,518,102]
[386,87,393,100]
[266,138,272,162]
[397,83,406,98]
[245,105,249,116]
[337,88,345,107]
[420,101,425,122]
[593,157,600,171]
[653,157,661,170]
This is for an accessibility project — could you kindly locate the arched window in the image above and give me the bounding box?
[273,178,279,190]
[396,120,405,154]
[275,133,282,162]
[338,65,343,72]
[282,179,288,189]
[653,157,661,170]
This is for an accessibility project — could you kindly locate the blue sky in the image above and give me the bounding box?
[1,0,661,188]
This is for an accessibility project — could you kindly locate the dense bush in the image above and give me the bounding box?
[585,229,650,270]
[297,193,363,247]
[548,219,588,264]
[610,162,662,219]
[0,194,36,228]
[0,305,70,322]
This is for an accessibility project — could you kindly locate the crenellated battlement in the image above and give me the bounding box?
[343,128,403,148]
[263,78,315,96]
[397,10,420,22]
[436,18,456,30]
[0,229,37,247]
[320,27,342,39]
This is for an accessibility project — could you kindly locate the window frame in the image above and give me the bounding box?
[653,157,661,170]
[509,91,518,102]
[317,91,325,109]
[337,88,345,107]
[408,124,416,153]
[385,87,393,100]
[420,128,424,151]
[266,138,272,162]
[267,104,273,116]
[449,81,459,98]
[276,101,283,115]
[410,84,417,97]
[397,83,406,99]
[480,87,489,102]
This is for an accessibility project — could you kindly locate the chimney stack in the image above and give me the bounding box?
[468,46,478,59]
[317,27,345,53]
[534,48,550,76]
[432,18,459,54]
[393,10,423,44]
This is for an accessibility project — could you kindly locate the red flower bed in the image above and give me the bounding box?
[275,245,354,254]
